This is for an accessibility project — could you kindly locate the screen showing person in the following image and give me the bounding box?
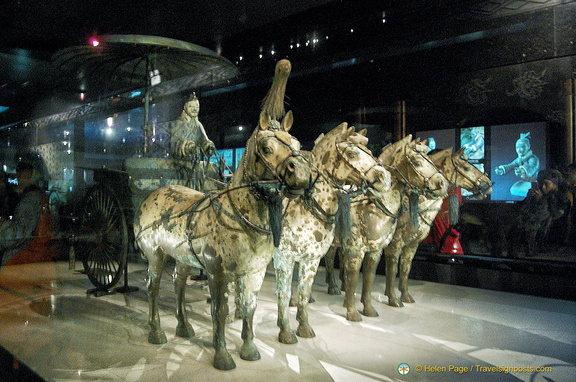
[490,122,547,201]
[415,128,456,154]
[460,126,485,161]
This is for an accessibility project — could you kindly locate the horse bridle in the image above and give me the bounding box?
[333,140,383,191]
[391,144,443,197]
[448,154,493,198]
[250,129,306,193]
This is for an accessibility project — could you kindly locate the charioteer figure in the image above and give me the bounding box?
[168,93,217,189]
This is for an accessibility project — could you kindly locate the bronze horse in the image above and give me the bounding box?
[134,61,312,370]
[325,135,448,321]
[384,147,492,307]
[274,125,391,344]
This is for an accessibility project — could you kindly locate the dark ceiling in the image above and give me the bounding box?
[0,0,335,54]
[0,0,568,126]
[0,0,335,123]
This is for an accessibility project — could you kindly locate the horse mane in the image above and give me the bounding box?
[429,147,453,168]
[378,134,412,166]
[312,122,350,169]
[231,126,258,187]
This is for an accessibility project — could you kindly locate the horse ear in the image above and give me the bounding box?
[347,126,356,137]
[358,128,368,137]
[281,110,293,132]
[259,112,270,131]
[325,122,347,138]
[378,143,394,164]
[430,147,452,163]
[399,134,413,146]
[455,147,465,156]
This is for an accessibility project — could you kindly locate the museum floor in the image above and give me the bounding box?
[0,261,574,382]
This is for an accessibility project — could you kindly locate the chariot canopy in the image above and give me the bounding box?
[51,34,240,154]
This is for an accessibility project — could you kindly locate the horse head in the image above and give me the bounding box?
[379,135,448,198]
[431,147,493,199]
[312,123,391,192]
[236,110,311,198]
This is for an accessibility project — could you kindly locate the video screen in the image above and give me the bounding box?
[489,122,547,201]
[211,149,235,174]
[414,129,456,153]
[460,126,485,162]
[235,148,246,168]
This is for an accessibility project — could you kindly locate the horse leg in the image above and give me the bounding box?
[296,258,321,338]
[147,252,168,344]
[233,280,242,321]
[360,252,381,317]
[325,245,342,295]
[384,246,403,307]
[237,273,264,361]
[398,244,418,304]
[273,251,298,344]
[342,247,363,322]
[205,258,235,370]
[174,261,195,338]
[338,248,346,291]
[289,263,298,307]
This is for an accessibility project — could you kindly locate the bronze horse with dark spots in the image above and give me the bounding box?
[134,60,311,370]
[383,147,492,307]
[325,135,448,321]
[274,124,391,344]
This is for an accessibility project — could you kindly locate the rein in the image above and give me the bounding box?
[335,140,382,190]
[364,187,405,219]
[402,145,442,196]
[303,138,381,225]
[251,128,303,188]
[447,154,493,198]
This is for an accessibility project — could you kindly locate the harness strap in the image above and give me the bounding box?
[303,192,337,224]
[366,188,404,219]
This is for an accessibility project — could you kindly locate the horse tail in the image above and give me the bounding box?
[261,59,292,120]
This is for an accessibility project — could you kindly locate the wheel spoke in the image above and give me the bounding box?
[77,184,128,290]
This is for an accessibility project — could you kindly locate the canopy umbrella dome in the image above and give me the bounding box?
[52,34,240,154]
[52,34,240,97]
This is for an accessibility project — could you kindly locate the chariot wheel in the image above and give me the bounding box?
[75,183,128,291]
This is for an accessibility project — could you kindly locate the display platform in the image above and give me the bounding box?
[0,261,574,381]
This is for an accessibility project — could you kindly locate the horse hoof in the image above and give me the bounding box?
[240,344,261,361]
[214,352,236,370]
[388,298,404,308]
[363,306,379,317]
[148,330,167,344]
[346,310,363,322]
[296,325,316,338]
[279,330,298,344]
[289,298,297,307]
[175,324,195,338]
[309,295,316,304]
[401,294,415,304]
[327,287,342,295]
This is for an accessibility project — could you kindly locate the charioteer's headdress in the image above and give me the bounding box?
[517,132,531,148]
